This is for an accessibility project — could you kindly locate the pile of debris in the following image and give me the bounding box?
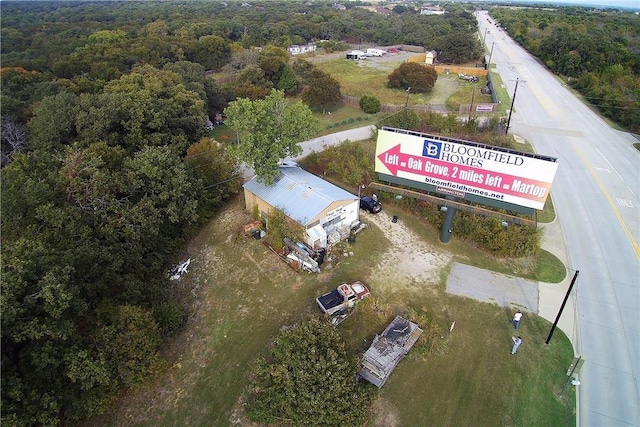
[359,316,423,388]
[458,73,480,83]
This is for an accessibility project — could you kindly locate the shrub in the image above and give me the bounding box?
[263,208,304,251]
[154,302,188,337]
[359,95,381,114]
[387,62,438,92]
[246,317,374,426]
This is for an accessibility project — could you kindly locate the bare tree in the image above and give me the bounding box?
[1,116,29,167]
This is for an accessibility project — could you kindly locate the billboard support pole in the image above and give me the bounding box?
[440,196,457,243]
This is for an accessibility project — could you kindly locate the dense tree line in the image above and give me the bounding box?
[1,64,241,426]
[489,6,640,132]
[1,2,485,425]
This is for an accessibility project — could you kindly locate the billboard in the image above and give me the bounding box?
[375,128,559,211]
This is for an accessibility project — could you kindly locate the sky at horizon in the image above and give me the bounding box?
[505,0,640,9]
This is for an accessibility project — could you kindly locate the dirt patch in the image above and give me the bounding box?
[369,397,401,427]
[363,210,452,294]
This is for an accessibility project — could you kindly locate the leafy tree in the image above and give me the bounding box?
[0,151,64,242]
[204,77,234,116]
[387,62,438,93]
[301,69,342,114]
[276,63,298,94]
[224,89,319,184]
[291,59,316,85]
[94,304,162,386]
[163,61,208,100]
[190,35,231,71]
[0,67,63,123]
[185,137,241,217]
[27,91,80,152]
[317,39,349,53]
[435,30,483,63]
[75,65,206,153]
[247,317,374,426]
[359,95,381,114]
[379,108,420,131]
[257,45,289,86]
[53,30,136,81]
[233,83,271,102]
[233,64,272,100]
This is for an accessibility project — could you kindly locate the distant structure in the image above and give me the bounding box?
[288,43,317,56]
[420,6,445,15]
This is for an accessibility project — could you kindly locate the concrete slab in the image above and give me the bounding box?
[447,263,539,312]
[538,217,578,346]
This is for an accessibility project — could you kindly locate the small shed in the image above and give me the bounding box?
[425,51,436,65]
[243,162,359,249]
[359,316,423,388]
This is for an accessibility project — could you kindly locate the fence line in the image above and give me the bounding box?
[341,94,450,114]
[208,86,497,115]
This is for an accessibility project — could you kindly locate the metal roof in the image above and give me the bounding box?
[243,163,357,226]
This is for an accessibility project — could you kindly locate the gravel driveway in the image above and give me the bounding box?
[363,210,451,293]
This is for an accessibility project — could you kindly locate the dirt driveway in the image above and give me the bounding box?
[362,210,452,292]
[362,209,539,314]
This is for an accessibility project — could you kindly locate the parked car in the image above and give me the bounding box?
[360,196,382,213]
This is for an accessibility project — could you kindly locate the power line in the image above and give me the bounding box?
[201,173,244,190]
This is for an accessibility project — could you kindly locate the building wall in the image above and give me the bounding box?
[243,188,359,239]
[315,200,359,233]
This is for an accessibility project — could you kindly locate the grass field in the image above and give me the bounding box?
[314,57,494,108]
[87,193,575,427]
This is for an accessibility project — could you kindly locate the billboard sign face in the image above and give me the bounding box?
[375,128,559,210]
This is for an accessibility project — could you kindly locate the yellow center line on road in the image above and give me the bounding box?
[527,82,563,118]
[573,145,640,259]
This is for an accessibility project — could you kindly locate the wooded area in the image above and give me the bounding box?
[0,1,635,425]
[489,6,640,132]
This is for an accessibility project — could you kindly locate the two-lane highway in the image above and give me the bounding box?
[477,11,639,427]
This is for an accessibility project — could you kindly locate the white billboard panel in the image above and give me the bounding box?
[375,128,559,210]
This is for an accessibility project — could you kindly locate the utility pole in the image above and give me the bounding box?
[546,270,579,344]
[505,78,524,134]
[405,87,411,109]
[487,42,495,70]
[468,87,475,121]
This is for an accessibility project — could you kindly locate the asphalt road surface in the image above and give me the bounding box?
[477,11,639,427]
